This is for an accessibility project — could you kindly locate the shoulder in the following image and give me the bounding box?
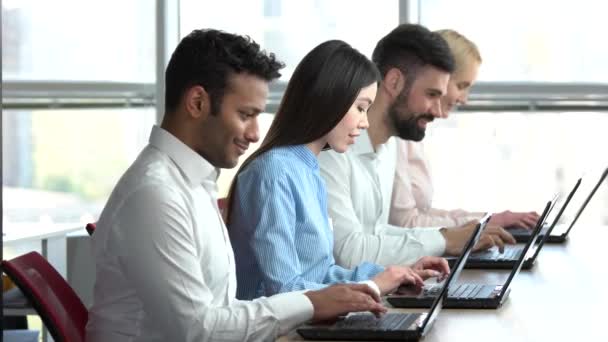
[107,149,190,217]
[240,148,298,182]
[318,149,351,170]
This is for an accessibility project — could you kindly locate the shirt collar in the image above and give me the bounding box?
[286,145,319,170]
[351,130,377,157]
[148,125,219,186]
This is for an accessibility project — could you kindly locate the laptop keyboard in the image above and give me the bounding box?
[500,248,521,260]
[335,313,418,330]
[425,284,488,299]
[471,247,522,260]
[509,223,549,237]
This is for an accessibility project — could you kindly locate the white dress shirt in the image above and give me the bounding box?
[86,126,313,342]
[318,131,446,268]
[389,139,483,227]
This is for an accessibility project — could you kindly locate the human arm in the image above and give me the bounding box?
[117,185,313,342]
[233,166,384,295]
[390,139,484,227]
[371,255,450,294]
[490,210,540,229]
[440,221,516,255]
[391,140,538,229]
[318,150,445,268]
[302,283,387,320]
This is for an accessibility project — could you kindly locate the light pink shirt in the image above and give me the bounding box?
[389,139,483,227]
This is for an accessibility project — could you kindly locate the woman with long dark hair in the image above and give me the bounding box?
[227,40,448,300]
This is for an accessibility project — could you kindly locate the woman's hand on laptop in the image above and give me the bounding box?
[441,221,516,255]
[372,266,424,295]
[474,224,517,253]
[491,210,540,229]
[411,256,450,281]
[304,283,387,321]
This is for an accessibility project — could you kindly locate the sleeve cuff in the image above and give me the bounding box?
[358,280,381,297]
[266,292,314,335]
[411,228,446,256]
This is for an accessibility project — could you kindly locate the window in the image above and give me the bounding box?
[419,0,608,83]
[2,0,156,232]
[2,0,155,82]
[424,112,608,225]
[180,0,401,195]
[180,0,398,79]
[415,0,608,224]
[2,109,155,230]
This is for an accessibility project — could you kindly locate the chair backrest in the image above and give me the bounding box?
[217,198,227,211]
[217,198,228,218]
[85,223,96,236]
[1,251,88,342]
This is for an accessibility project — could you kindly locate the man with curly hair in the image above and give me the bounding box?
[86,29,386,342]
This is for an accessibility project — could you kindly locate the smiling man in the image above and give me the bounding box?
[318,24,515,268]
[86,29,387,342]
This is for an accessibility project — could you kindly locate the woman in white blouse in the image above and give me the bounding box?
[389,29,539,229]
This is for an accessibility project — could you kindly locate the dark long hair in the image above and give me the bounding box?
[225,39,380,222]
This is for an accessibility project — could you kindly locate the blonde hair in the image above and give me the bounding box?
[436,29,482,73]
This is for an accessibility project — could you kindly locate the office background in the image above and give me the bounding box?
[3,0,608,257]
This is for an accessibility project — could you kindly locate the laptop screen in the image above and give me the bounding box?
[420,214,490,335]
[526,192,568,262]
[499,200,552,298]
[544,178,581,232]
[563,167,608,237]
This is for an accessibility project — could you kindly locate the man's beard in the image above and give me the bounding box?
[388,91,434,142]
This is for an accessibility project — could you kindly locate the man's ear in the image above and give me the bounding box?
[383,67,406,99]
[184,85,210,119]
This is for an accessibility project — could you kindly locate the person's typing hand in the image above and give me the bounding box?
[411,256,450,281]
[492,210,540,229]
[441,220,516,255]
[304,283,387,321]
[372,266,424,295]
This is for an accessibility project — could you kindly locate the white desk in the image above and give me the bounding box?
[3,307,37,316]
[3,223,84,277]
[279,225,608,341]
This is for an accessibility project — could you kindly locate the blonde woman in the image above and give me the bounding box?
[389,29,539,229]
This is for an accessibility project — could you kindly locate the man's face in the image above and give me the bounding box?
[198,73,268,169]
[387,65,450,141]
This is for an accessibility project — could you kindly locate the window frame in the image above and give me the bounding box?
[408,0,608,112]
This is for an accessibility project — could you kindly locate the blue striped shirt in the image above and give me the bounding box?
[229,145,384,300]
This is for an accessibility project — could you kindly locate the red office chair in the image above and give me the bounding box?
[217,198,227,212]
[217,198,228,220]
[1,251,88,342]
[85,223,96,236]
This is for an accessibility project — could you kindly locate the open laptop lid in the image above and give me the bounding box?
[526,192,565,261]
[420,213,490,336]
[562,167,608,237]
[498,200,552,299]
[542,178,582,235]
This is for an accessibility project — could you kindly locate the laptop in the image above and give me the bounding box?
[387,209,546,309]
[509,177,582,243]
[512,167,607,243]
[446,196,555,270]
[296,213,486,341]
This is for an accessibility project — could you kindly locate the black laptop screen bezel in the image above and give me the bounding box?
[420,214,489,335]
[528,187,581,262]
[544,178,581,235]
[563,167,608,237]
[498,201,552,298]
